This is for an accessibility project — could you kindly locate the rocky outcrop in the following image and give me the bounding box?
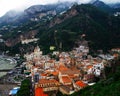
[5,30,38,47]
[49,8,78,27]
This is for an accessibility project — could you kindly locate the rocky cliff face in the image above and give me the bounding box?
[5,30,38,47]
[0,2,74,26]
[0,2,74,47]
[49,8,78,27]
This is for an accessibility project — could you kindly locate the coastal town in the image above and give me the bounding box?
[0,39,120,96]
[20,40,119,96]
[0,0,120,96]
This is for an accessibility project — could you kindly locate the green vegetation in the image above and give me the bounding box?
[17,79,31,96]
[0,4,120,55]
[37,4,120,53]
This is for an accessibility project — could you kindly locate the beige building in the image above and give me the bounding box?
[35,79,60,92]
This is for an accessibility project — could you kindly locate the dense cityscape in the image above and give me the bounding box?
[1,39,120,96]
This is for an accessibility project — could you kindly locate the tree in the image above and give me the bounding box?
[17,79,31,96]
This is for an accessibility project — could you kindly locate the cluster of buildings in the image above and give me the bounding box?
[21,38,39,44]
[114,12,120,16]
[23,43,117,95]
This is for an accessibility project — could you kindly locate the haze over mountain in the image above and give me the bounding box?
[0,0,120,17]
[0,2,74,26]
[0,0,120,27]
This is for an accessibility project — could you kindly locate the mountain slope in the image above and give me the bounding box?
[0,4,120,55]
[37,4,120,53]
[0,2,74,27]
[109,3,120,13]
[0,10,24,26]
[109,3,120,9]
[91,0,113,13]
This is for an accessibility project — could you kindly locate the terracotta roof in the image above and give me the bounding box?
[38,79,60,88]
[32,66,39,69]
[113,53,119,57]
[47,60,55,63]
[39,79,59,85]
[60,69,79,75]
[61,76,72,83]
[35,87,48,96]
[33,58,39,62]
[93,58,98,63]
[52,71,59,76]
[58,65,68,71]
[41,73,47,76]
[86,65,93,70]
[75,81,87,88]
[69,74,75,78]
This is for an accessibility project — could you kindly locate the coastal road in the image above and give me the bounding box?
[0,84,18,96]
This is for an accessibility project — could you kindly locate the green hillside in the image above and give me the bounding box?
[1,4,120,55]
[37,4,120,53]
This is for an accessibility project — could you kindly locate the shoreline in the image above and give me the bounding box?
[0,55,18,80]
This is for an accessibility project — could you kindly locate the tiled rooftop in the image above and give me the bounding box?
[35,87,48,96]
[61,76,72,83]
[75,81,87,88]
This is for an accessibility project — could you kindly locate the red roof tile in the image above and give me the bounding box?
[35,87,48,96]
[59,65,68,71]
[41,73,47,76]
[75,81,87,88]
[52,71,59,76]
[113,53,119,57]
[39,79,59,84]
[86,65,93,70]
[62,76,71,83]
